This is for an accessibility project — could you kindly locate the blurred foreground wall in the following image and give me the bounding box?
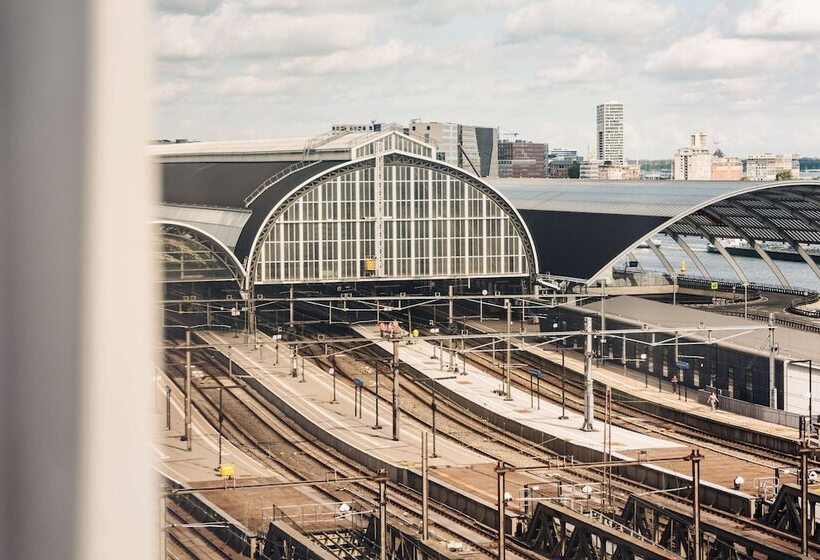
[0,1,155,559]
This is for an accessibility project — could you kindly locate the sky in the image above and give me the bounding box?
[153,0,820,159]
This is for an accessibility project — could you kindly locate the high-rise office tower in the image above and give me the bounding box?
[596,102,624,165]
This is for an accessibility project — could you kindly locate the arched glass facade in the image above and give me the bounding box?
[254,160,529,283]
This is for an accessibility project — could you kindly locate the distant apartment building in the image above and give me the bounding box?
[498,140,547,178]
[673,132,712,180]
[548,148,579,161]
[599,161,640,180]
[596,102,624,165]
[746,153,800,181]
[547,158,573,178]
[580,159,601,179]
[711,149,743,181]
[409,121,498,177]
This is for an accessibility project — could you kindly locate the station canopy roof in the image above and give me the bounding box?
[492,178,820,284]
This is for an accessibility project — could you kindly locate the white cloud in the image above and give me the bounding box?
[153,79,192,103]
[736,0,820,39]
[215,75,306,96]
[538,48,620,84]
[731,97,764,112]
[154,4,376,60]
[505,0,675,42]
[644,31,812,79]
[247,0,412,12]
[277,40,435,76]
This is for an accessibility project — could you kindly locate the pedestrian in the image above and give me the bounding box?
[671,374,679,394]
[707,392,718,412]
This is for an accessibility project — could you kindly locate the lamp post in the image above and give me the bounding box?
[504,299,513,401]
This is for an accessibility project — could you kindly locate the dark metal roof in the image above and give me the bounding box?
[579,296,819,361]
[162,161,293,208]
[234,160,342,260]
[493,180,820,282]
[519,209,667,280]
[160,160,343,261]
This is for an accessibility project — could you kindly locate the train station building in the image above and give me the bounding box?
[155,126,820,291]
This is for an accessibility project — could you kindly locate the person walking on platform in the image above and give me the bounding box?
[670,374,679,395]
[707,392,718,412]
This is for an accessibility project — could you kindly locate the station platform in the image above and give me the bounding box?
[198,330,492,471]
[468,318,799,440]
[153,371,337,534]
[153,374,275,483]
[194,327,773,509]
[352,325,679,455]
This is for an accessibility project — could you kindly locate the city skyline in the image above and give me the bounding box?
[154,0,820,159]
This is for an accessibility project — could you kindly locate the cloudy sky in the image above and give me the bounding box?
[154,0,820,159]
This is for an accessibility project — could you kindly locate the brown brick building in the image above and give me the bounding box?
[498,140,547,178]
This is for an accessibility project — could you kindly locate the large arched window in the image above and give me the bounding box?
[252,155,533,284]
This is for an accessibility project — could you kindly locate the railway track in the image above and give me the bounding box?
[290,322,818,558]
[166,501,236,560]
[165,339,542,560]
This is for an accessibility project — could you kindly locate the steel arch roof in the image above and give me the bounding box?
[242,152,540,289]
[492,179,820,283]
[157,148,540,284]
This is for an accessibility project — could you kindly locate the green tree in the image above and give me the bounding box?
[568,160,580,179]
[776,169,793,181]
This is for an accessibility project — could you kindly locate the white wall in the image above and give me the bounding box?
[784,361,820,416]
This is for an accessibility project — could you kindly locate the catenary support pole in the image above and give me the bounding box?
[217,387,224,468]
[448,285,454,325]
[581,317,595,431]
[800,442,810,558]
[289,285,294,326]
[496,461,507,560]
[184,328,192,451]
[691,449,702,560]
[505,300,513,401]
[165,386,172,430]
[378,471,387,560]
[159,493,167,560]
[560,350,568,419]
[769,313,778,409]
[392,339,400,441]
[422,432,429,540]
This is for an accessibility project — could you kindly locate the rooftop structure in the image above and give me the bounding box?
[498,139,547,178]
[491,178,820,284]
[408,121,499,178]
[596,102,624,165]
[746,153,800,181]
[155,130,820,289]
[673,132,712,181]
[155,128,536,289]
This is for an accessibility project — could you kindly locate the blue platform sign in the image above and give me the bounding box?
[528,368,541,377]
[353,378,364,387]
[675,360,690,370]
